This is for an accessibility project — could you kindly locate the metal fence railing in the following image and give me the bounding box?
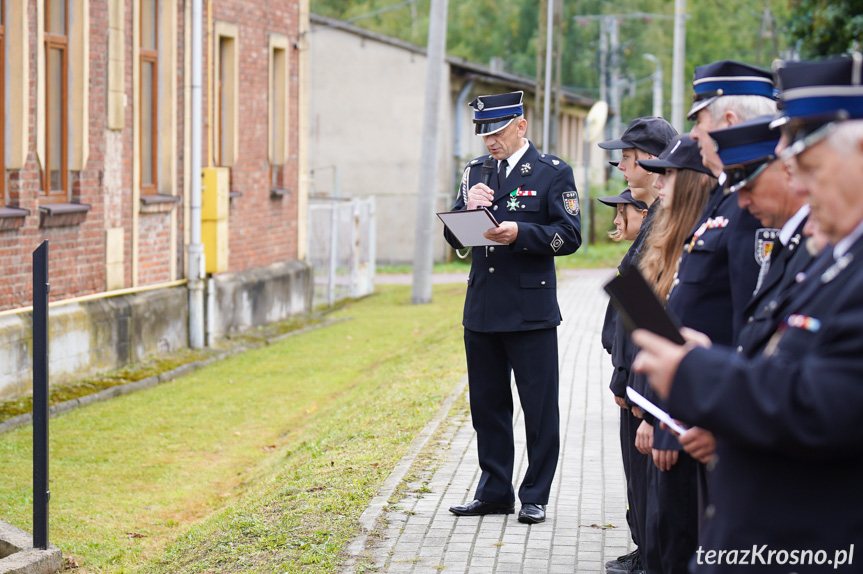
[307,196,376,308]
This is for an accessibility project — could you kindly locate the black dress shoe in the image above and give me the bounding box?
[517,503,546,524]
[449,499,515,516]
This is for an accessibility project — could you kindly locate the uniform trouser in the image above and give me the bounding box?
[621,408,650,551]
[644,451,699,574]
[464,327,559,505]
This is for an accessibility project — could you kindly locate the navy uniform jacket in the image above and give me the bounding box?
[668,236,863,573]
[736,216,812,357]
[606,201,660,399]
[443,142,582,332]
[655,185,763,451]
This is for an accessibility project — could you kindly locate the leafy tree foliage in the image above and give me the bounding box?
[311,0,794,123]
[787,0,863,58]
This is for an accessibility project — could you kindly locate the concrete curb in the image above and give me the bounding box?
[0,318,350,436]
[340,372,470,573]
[0,522,61,574]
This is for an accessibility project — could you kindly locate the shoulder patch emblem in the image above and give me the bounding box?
[755,228,778,265]
[562,191,580,216]
[520,162,532,176]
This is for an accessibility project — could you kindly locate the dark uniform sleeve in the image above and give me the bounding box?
[668,280,863,458]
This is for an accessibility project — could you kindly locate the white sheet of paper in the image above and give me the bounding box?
[437,208,505,247]
[626,387,689,436]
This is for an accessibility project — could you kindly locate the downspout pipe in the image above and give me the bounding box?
[188,0,205,348]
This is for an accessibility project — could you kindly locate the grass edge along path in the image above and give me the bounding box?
[0,283,467,573]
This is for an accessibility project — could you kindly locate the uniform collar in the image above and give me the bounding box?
[834,216,863,260]
[778,204,810,246]
[500,139,530,175]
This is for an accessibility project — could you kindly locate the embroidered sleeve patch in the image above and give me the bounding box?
[562,191,580,216]
[550,233,565,252]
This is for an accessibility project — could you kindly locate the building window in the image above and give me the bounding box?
[269,35,289,192]
[43,0,68,199]
[140,0,158,195]
[0,0,5,201]
[214,23,238,168]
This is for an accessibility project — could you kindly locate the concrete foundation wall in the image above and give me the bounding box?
[0,287,189,400]
[0,262,312,399]
[207,261,312,343]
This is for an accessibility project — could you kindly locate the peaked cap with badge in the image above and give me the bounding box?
[444,90,582,515]
[687,60,776,120]
[709,115,781,193]
[772,52,863,158]
[469,91,525,136]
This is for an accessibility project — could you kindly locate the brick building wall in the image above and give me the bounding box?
[0,0,303,313]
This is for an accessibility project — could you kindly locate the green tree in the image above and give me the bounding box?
[787,0,863,58]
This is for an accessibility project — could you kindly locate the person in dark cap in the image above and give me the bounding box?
[444,90,581,525]
[598,188,649,243]
[709,115,812,358]
[632,52,863,574]
[598,117,677,574]
[600,117,678,207]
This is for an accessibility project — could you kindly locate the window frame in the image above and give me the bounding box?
[42,0,69,200]
[139,0,158,196]
[268,34,289,193]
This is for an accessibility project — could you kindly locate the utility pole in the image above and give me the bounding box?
[542,0,554,152]
[671,0,686,131]
[411,0,448,304]
[608,16,621,148]
[643,53,663,118]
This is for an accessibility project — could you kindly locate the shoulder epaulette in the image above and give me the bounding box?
[537,153,565,169]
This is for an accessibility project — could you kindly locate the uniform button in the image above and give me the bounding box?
[747,316,754,323]
[521,204,526,208]
[493,205,499,211]
[540,280,546,285]
[672,278,680,286]
[523,248,528,251]
[489,267,495,273]
[489,246,495,252]
[705,504,716,520]
[697,239,705,246]
[737,345,743,353]
[768,301,778,311]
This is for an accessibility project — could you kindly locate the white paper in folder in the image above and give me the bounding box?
[626,387,689,436]
[437,207,505,247]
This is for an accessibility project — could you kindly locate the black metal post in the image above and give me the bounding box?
[32,240,50,549]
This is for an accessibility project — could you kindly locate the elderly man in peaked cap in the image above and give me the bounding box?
[633,52,863,574]
[443,91,581,526]
[709,115,812,358]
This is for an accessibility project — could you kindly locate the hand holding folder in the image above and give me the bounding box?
[438,207,505,247]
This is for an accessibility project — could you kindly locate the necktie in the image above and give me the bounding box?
[497,160,508,187]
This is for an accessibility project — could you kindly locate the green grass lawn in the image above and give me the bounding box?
[0,284,468,573]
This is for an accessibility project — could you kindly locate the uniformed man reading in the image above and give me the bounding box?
[443,90,581,524]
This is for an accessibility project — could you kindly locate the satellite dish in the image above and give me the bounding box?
[586,101,609,142]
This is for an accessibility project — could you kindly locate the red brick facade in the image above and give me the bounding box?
[0,0,302,312]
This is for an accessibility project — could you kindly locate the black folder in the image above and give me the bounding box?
[603,265,686,345]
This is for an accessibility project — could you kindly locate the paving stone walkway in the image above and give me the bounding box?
[345,268,633,573]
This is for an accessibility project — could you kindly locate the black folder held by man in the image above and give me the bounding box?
[603,265,686,345]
